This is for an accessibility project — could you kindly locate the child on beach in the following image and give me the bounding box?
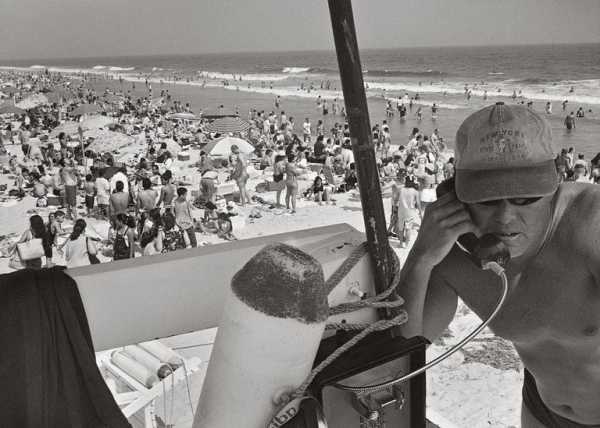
[304,176,329,205]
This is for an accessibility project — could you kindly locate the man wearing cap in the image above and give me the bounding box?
[399,102,600,427]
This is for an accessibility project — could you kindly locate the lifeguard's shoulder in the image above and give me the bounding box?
[557,182,600,259]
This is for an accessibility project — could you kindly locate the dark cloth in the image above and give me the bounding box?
[313,140,325,158]
[523,369,600,427]
[64,185,77,206]
[24,258,43,269]
[85,195,95,210]
[0,267,130,428]
[44,225,55,259]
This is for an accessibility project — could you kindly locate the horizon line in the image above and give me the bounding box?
[0,41,598,63]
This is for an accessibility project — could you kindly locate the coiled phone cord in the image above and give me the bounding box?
[333,262,508,394]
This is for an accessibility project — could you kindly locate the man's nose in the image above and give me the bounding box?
[493,200,517,225]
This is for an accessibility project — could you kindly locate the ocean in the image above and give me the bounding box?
[1,44,599,154]
[3,44,600,106]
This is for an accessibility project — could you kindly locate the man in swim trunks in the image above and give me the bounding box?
[398,102,600,427]
[109,180,129,218]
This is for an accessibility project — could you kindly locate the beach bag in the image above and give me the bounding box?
[17,238,45,261]
[9,251,24,270]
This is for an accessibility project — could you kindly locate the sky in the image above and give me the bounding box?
[0,0,599,60]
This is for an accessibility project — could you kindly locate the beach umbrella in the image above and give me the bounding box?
[85,130,134,153]
[45,90,72,104]
[0,103,25,116]
[70,103,101,116]
[166,112,199,121]
[80,115,116,130]
[16,93,50,110]
[203,136,254,157]
[50,121,82,137]
[204,116,250,134]
[201,110,238,119]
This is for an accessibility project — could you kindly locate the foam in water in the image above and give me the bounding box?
[108,66,135,71]
[282,67,311,73]
[93,65,107,70]
[363,78,600,106]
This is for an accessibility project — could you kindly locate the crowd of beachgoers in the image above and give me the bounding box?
[0,68,598,272]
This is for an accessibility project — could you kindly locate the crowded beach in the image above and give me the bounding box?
[1,68,598,273]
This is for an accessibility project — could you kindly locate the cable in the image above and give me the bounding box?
[333,262,508,394]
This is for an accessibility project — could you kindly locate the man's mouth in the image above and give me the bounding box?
[494,232,521,241]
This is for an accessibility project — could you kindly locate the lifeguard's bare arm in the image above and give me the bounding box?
[398,253,458,342]
[398,192,476,341]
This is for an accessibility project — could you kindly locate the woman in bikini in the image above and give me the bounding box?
[113,213,135,260]
[284,153,306,214]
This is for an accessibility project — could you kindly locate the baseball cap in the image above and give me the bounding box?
[454,102,558,203]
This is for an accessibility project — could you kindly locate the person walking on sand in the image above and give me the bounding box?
[60,158,79,220]
[396,177,422,248]
[173,187,197,248]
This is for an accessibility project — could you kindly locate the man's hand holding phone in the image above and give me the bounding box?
[411,192,479,267]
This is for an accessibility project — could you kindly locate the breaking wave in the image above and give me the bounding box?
[282,67,311,73]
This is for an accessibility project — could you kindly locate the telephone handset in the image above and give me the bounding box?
[436,177,510,270]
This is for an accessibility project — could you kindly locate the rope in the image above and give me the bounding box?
[275,241,408,407]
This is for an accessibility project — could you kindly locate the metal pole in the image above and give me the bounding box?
[327,0,396,301]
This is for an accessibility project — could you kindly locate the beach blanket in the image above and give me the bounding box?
[0,267,130,428]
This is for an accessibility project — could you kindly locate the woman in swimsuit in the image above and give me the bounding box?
[284,153,306,214]
[113,213,135,260]
[229,145,251,207]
